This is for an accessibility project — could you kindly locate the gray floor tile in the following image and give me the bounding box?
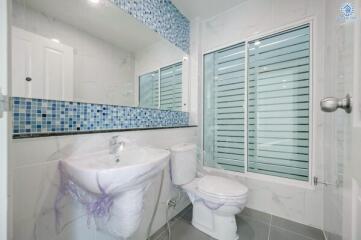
[150,214,184,240]
[239,208,272,225]
[167,219,212,240]
[150,227,167,240]
[179,205,193,223]
[152,229,168,240]
[236,215,270,240]
[152,206,325,240]
[269,226,317,240]
[271,216,324,240]
[324,231,342,240]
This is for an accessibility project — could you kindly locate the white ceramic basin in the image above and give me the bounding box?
[58,143,170,238]
[61,145,170,194]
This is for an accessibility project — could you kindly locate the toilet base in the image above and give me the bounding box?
[191,200,239,240]
[192,221,239,240]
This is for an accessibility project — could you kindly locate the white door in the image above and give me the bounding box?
[0,1,9,240]
[12,27,74,101]
[322,1,361,240]
[351,1,361,239]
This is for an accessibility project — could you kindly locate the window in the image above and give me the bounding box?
[138,62,182,111]
[160,62,182,111]
[248,25,310,181]
[204,43,246,172]
[203,24,310,181]
[139,70,159,109]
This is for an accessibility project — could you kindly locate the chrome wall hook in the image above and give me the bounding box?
[320,94,352,113]
[313,176,341,187]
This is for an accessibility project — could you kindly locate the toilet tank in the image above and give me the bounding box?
[170,143,197,185]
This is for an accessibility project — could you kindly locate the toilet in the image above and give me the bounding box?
[170,143,248,240]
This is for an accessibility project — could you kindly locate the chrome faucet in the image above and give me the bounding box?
[109,136,125,155]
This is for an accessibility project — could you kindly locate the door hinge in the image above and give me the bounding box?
[0,89,9,119]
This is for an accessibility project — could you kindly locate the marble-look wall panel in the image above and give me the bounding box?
[203,167,324,229]
[10,127,198,240]
[110,0,190,52]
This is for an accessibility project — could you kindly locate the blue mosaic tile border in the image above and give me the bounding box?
[110,0,190,53]
[12,97,189,137]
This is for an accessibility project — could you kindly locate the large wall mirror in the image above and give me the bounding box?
[12,0,189,111]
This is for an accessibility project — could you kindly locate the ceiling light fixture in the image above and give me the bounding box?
[51,38,60,44]
[88,0,100,4]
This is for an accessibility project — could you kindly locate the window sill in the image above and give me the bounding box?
[203,167,316,190]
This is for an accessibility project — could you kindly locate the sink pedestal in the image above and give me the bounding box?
[95,186,147,238]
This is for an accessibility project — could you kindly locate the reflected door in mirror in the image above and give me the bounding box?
[12,27,74,101]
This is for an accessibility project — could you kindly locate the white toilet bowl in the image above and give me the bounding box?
[169,143,248,240]
[182,175,248,240]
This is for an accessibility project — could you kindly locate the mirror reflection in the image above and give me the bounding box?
[12,0,187,111]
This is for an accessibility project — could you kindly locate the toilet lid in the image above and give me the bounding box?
[197,175,248,198]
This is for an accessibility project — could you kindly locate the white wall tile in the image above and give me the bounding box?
[10,127,197,240]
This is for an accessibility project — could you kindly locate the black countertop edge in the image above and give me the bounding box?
[13,125,198,139]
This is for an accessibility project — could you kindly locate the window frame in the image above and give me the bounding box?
[201,18,315,188]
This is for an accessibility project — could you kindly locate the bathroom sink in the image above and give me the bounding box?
[61,145,170,194]
[57,140,170,238]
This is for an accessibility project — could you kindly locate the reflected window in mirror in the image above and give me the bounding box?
[139,70,159,109]
[139,62,182,111]
[160,62,182,111]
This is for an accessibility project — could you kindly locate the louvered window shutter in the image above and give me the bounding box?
[160,62,182,111]
[204,43,246,172]
[139,70,159,109]
[248,24,310,181]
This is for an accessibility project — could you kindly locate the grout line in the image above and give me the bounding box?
[268,214,324,240]
[271,225,320,240]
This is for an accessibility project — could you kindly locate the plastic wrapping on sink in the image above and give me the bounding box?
[54,161,165,239]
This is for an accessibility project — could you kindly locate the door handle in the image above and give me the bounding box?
[320,94,352,113]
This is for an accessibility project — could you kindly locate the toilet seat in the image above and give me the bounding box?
[197,175,248,199]
[181,174,248,240]
[182,175,248,205]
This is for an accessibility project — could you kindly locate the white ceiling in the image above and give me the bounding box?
[21,0,247,51]
[172,0,247,20]
[20,0,162,52]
